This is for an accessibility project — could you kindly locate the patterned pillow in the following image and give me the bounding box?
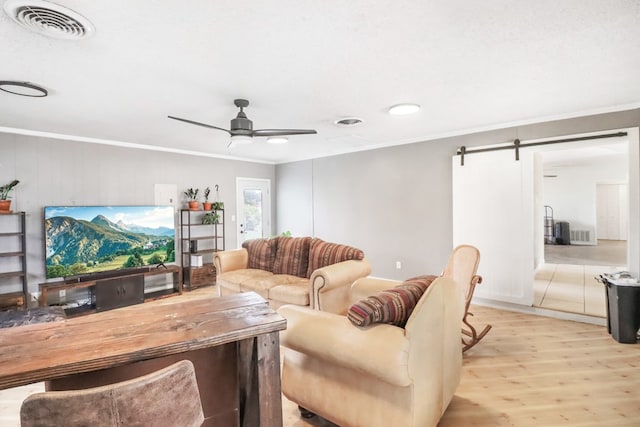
[347,275,437,328]
[242,237,279,271]
[306,238,365,278]
[272,237,312,278]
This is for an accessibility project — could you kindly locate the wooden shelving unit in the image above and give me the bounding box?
[0,212,27,309]
[180,208,225,290]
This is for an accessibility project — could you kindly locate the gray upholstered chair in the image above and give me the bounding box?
[20,360,204,427]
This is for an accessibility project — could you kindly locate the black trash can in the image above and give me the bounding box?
[600,273,640,344]
[554,221,571,245]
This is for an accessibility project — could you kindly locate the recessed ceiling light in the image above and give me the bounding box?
[0,81,47,97]
[266,136,288,144]
[334,117,364,126]
[388,103,421,116]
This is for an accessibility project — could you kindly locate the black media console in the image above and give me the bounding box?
[38,265,182,317]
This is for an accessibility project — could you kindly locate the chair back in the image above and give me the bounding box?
[442,244,481,306]
[20,360,204,427]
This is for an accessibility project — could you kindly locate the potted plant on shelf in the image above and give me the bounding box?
[201,211,220,225]
[212,201,224,211]
[0,180,19,213]
[184,188,200,210]
[203,187,212,211]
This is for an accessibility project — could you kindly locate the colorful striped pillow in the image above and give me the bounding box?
[272,237,312,278]
[347,275,437,328]
[306,238,365,278]
[242,237,279,271]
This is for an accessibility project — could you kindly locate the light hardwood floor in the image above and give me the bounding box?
[2,299,638,426]
[438,305,640,426]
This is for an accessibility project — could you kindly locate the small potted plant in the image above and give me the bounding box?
[184,188,200,210]
[203,187,212,211]
[212,201,224,211]
[201,211,220,225]
[0,180,19,213]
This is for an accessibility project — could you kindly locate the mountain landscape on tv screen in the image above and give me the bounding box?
[45,212,175,279]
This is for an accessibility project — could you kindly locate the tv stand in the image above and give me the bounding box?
[39,265,182,317]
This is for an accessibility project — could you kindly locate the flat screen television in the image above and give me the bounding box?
[44,205,175,279]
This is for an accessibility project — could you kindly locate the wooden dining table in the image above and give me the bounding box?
[0,291,287,427]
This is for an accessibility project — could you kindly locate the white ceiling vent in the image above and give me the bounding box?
[3,0,95,40]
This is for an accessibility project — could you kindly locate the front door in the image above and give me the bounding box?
[236,178,271,246]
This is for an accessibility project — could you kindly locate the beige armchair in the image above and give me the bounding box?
[278,275,464,427]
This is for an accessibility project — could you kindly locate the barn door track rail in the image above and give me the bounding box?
[457,132,628,166]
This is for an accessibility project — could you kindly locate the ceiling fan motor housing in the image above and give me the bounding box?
[231,116,253,135]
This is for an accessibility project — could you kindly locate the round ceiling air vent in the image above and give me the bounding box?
[3,0,95,40]
[334,117,364,127]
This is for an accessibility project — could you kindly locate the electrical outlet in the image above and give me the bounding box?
[59,289,66,302]
[396,261,402,269]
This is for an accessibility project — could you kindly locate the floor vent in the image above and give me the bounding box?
[570,229,591,243]
[3,0,95,40]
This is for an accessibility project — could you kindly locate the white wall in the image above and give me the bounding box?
[543,155,628,243]
[0,133,275,295]
[277,109,640,295]
[275,160,314,236]
[3,108,640,301]
[279,142,456,280]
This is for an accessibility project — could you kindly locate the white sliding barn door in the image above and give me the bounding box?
[452,149,535,306]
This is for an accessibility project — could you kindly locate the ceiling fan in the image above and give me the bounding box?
[168,99,317,147]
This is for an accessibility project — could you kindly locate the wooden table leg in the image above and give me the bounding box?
[256,331,282,426]
[238,332,283,427]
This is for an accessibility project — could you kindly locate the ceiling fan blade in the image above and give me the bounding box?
[167,116,231,134]
[253,129,317,137]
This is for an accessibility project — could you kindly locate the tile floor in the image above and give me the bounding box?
[533,263,620,317]
[535,238,627,317]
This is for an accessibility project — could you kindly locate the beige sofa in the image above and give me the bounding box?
[213,236,371,309]
[278,275,464,427]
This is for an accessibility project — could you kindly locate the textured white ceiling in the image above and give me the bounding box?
[1,0,639,164]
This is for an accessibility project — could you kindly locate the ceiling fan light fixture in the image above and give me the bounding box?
[230,135,253,145]
[388,103,421,116]
[266,136,288,144]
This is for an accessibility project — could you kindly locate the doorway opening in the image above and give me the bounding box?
[534,140,629,318]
